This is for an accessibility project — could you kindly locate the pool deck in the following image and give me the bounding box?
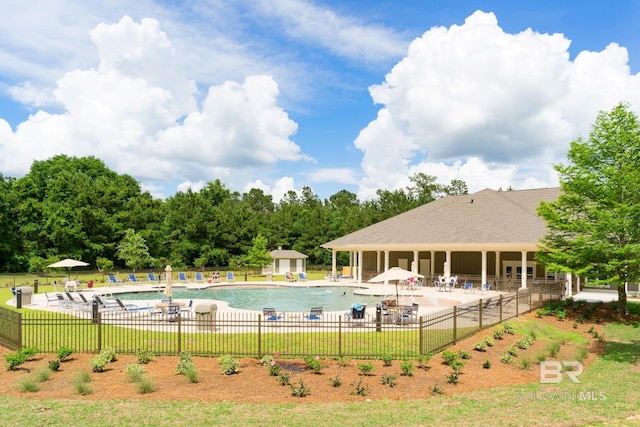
[8,279,510,317]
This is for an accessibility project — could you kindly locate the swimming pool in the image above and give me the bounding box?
[115,286,383,312]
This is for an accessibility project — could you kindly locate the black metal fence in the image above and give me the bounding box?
[1,283,563,358]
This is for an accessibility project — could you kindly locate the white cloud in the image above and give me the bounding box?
[252,0,408,64]
[308,168,358,185]
[355,10,640,199]
[0,16,306,192]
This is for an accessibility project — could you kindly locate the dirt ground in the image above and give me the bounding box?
[0,308,630,403]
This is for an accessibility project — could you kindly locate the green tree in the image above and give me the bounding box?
[116,229,154,271]
[244,233,272,273]
[537,103,640,315]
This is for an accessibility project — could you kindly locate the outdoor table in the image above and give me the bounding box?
[155,301,186,319]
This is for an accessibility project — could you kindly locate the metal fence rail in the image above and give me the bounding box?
[0,283,564,358]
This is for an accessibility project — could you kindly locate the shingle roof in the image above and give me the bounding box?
[321,187,560,251]
[269,249,308,259]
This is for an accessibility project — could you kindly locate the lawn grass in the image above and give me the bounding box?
[0,313,638,426]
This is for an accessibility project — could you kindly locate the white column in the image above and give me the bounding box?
[566,272,573,298]
[349,251,354,278]
[576,276,581,294]
[495,251,501,280]
[384,250,390,285]
[430,251,435,277]
[376,250,381,272]
[521,251,527,289]
[357,250,363,284]
[413,250,419,274]
[481,250,487,285]
[332,249,336,276]
[445,250,452,277]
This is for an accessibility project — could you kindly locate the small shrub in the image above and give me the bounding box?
[260,355,274,366]
[446,373,459,384]
[597,333,606,342]
[350,378,370,396]
[337,356,351,367]
[400,360,414,377]
[329,372,341,387]
[35,368,51,382]
[548,341,562,358]
[381,353,393,367]
[126,364,146,383]
[506,346,519,357]
[18,379,39,393]
[19,347,39,360]
[483,336,494,347]
[572,322,578,329]
[556,310,567,321]
[48,359,60,372]
[500,353,514,364]
[502,322,515,334]
[441,350,458,364]
[535,353,547,363]
[449,359,465,374]
[536,308,548,317]
[74,381,93,396]
[357,362,375,376]
[5,352,27,371]
[431,383,444,395]
[56,346,74,361]
[76,370,91,384]
[457,350,471,360]
[493,329,505,340]
[89,354,110,373]
[175,356,195,376]
[185,365,200,383]
[278,372,292,386]
[515,339,529,350]
[417,354,431,369]
[101,346,117,363]
[520,357,532,370]
[303,356,322,374]
[219,355,239,375]
[483,359,491,369]
[268,361,281,376]
[290,379,311,397]
[473,341,487,352]
[135,348,155,364]
[137,378,155,394]
[380,373,397,387]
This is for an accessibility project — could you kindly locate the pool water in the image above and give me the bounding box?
[116,286,383,312]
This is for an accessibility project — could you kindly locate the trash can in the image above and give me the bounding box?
[33,279,39,294]
[266,272,272,282]
[195,303,217,331]
[17,286,33,306]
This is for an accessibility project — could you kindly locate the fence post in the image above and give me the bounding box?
[96,311,102,352]
[338,316,342,357]
[478,299,483,330]
[419,316,423,355]
[452,306,457,344]
[499,295,503,322]
[17,311,22,350]
[516,290,520,317]
[258,315,262,358]
[177,314,182,354]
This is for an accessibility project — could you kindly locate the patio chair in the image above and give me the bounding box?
[263,308,282,321]
[106,274,120,286]
[226,271,235,282]
[127,273,140,283]
[93,295,119,311]
[305,306,323,320]
[65,292,83,308]
[463,282,474,293]
[194,272,205,283]
[147,303,164,318]
[56,293,70,310]
[147,273,160,282]
[479,283,491,294]
[180,300,194,318]
[178,272,188,282]
[347,304,367,323]
[297,272,308,281]
[166,303,180,322]
[77,293,92,311]
[399,305,415,324]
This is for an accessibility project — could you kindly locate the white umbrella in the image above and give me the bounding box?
[164,265,173,302]
[47,258,89,268]
[368,267,424,304]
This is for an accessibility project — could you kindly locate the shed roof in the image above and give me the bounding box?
[269,249,308,259]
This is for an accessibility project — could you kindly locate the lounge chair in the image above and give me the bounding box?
[298,272,308,281]
[115,297,145,313]
[305,307,323,320]
[178,272,188,282]
[65,292,86,310]
[147,273,160,282]
[77,293,92,311]
[263,308,282,321]
[106,274,120,286]
[93,295,119,311]
[56,293,70,310]
[147,303,163,318]
[44,292,58,307]
[479,283,491,294]
[127,273,140,283]
[226,272,235,282]
[195,272,205,283]
[463,282,474,293]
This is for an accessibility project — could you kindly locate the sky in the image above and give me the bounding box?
[1,1,640,202]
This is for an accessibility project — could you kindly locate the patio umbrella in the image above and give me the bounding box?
[164,265,173,303]
[47,258,90,279]
[368,267,424,304]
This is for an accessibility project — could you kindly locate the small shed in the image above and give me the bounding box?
[268,248,308,275]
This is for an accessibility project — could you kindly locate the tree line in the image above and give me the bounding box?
[0,155,467,273]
